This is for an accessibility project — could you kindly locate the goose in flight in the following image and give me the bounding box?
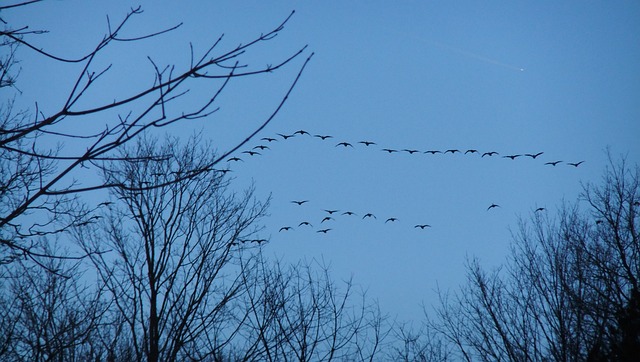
[425,150,442,155]
[482,151,499,157]
[242,150,261,156]
[321,216,335,223]
[253,145,270,150]
[261,137,277,142]
[279,226,293,232]
[381,148,398,153]
[415,224,432,229]
[567,161,585,167]
[359,141,376,146]
[227,157,243,162]
[342,211,357,216]
[403,149,420,154]
[465,149,478,154]
[299,221,313,227]
[487,203,500,210]
[444,149,460,154]
[534,207,545,212]
[277,133,295,140]
[502,154,521,160]
[336,142,354,147]
[314,134,333,140]
[385,217,398,223]
[294,130,310,136]
[291,200,309,205]
[545,161,562,166]
[324,209,340,214]
[317,228,332,233]
[525,152,544,159]
[363,213,376,219]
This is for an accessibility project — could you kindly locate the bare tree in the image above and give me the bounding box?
[73,136,269,362]
[0,2,311,266]
[430,156,640,361]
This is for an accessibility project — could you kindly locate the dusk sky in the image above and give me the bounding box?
[9,1,640,322]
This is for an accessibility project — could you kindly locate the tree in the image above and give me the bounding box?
[430,156,640,361]
[72,135,269,362]
[0,2,311,266]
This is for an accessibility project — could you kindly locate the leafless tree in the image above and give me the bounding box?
[73,136,269,362]
[0,2,311,266]
[430,155,640,361]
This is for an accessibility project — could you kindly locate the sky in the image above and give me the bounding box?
[6,1,640,322]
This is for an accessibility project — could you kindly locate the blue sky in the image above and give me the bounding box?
[8,1,640,321]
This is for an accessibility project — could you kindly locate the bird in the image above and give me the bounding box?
[253,145,270,150]
[298,221,313,227]
[534,207,546,212]
[336,142,354,147]
[363,213,376,219]
[317,228,332,233]
[487,204,500,210]
[425,150,442,155]
[502,154,521,160]
[342,211,357,216]
[465,149,478,154]
[381,148,398,153]
[324,209,340,214]
[321,216,335,223]
[482,151,499,157]
[359,141,376,146]
[279,226,293,232]
[567,161,585,167]
[385,217,398,223]
[250,238,267,244]
[277,133,295,140]
[227,157,243,162]
[261,137,277,142]
[525,152,544,159]
[444,149,460,154]
[291,200,309,205]
[545,161,562,166]
[403,149,420,154]
[294,130,310,136]
[314,134,333,140]
[415,224,432,229]
[242,150,261,156]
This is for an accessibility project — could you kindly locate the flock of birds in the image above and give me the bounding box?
[221,130,585,239]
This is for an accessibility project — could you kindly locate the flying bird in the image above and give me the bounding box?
[336,142,354,147]
[359,141,376,146]
[482,151,499,157]
[534,207,546,212]
[314,134,333,140]
[294,130,310,136]
[321,216,335,223]
[227,157,243,162]
[502,154,521,160]
[363,213,376,219]
[317,228,332,233]
[415,224,432,229]
[425,150,442,155]
[277,133,295,140]
[253,145,270,150]
[487,204,500,210]
[261,137,277,142]
[444,149,460,154]
[242,150,261,156]
[279,226,293,232]
[342,211,357,216]
[403,149,420,154]
[465,149,478,154]
[291,200,309,205]
[545,161,562,166]
[298,221,313,227]
[385,217,398,223]
[324,209,340,214]
[250,239,267,244]
[381,148,398,153]
[567,161,585,167]
[525,152,544,159]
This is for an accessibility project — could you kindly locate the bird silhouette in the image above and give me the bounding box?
[415,224,432,229]
[567,161,585,167]
[502,154,521,160]
[359,141,376,146]
[251,239,267,244]
[324,209,340,214]
[298,221,313,227]
[381,148,398,153]
[465,149,478,154]
[385,217,398,223]
[279,226,293,232]
[321,216,335,223]
[342,211,357,216]
[291,200,309,205]
[227,157,243,162]
[403,149,420,154]
[487,204,500,210]
[314,134,333,140]
[253,145,270,150]
[444,149,460,154]
[545,161,562,166]
[261,137,277,142]
[336,142,354,147]
[277,133,295,140]
[294,130,310,136]
[535,207,545,212]
[425,150,442,155]
[317,228,332,233]
[242,150,261,156]
[363,213,376,219]
[525,152,544,159]
[482,151,499,157]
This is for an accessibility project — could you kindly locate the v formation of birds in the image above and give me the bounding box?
[222,130,585,242]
